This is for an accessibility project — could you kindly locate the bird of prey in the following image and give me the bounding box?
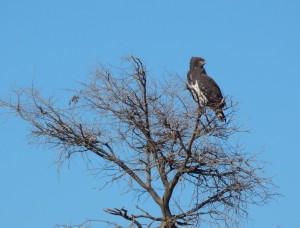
[187,57,226,122]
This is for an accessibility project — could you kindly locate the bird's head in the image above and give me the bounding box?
[190,57,206,69]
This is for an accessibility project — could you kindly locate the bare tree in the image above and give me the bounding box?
[0,57,276,227]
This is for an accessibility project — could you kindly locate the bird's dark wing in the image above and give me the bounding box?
[191,68,224,108]
[201,75,223,98]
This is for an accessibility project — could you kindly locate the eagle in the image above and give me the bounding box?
[187,57,226,122]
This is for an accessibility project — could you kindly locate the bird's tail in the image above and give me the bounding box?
[215,109,226,122]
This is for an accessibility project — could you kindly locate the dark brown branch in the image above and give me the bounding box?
[104,207,143,228]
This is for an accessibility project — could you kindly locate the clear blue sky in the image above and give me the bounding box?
[1,0,299,227]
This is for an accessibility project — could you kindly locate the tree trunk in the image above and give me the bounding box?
[160,196,177,228]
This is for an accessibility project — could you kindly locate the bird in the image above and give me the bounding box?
[69,95,80,105]
[187,57,226,122]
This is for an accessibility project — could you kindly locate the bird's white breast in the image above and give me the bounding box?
[190,81,208,105]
